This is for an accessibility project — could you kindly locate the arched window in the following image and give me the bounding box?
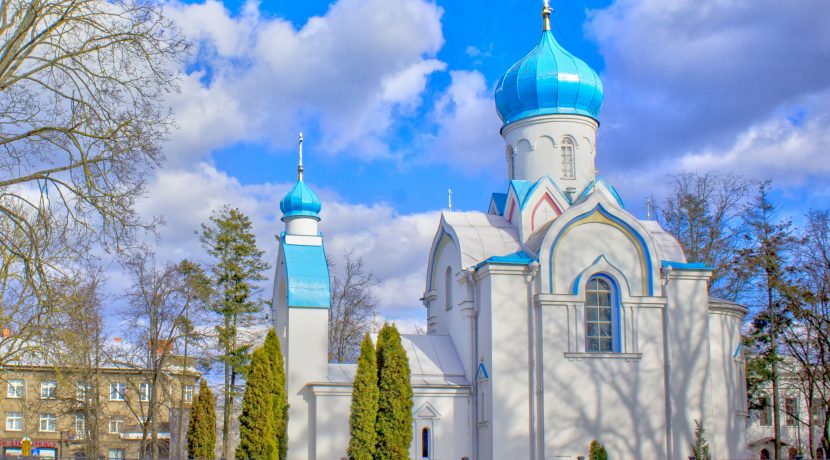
[561,137,575,179]
[585,276,615,352]
[421,427,430,458]
[759,448,770,459]
[445,267,453,310]
[506,146,515,179]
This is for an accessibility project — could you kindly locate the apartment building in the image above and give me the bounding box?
[0,361,198,459]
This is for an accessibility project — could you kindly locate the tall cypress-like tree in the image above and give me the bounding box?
[187,379,217,460]
[237,345,277,460]
[348,333,378,460]
[199,206,269,460]
[264,329,288,460]
[375,324,412,459]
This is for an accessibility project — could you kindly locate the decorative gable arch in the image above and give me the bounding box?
[537,195,660,296]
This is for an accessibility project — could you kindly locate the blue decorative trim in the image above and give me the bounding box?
[520,176,570,210]
[661,260,712,270]
[475,361,489,381]
[733,342,743,359]
[549,204,653,296]
[473,250,534,270]
[509,180,532,208]
[576,177,625,208]
[570,255,631,296]
[490,193,507,215]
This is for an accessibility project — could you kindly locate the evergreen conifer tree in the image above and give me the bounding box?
[375,324,412,459]
[690,419,711,460]
[236,345,277,460]
[264,329,289,460]
[588,440,608,460]
[348,333,378,460]
[187,379,217,460]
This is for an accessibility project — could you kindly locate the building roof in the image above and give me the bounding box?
[282,239,331,308]
[442,212,522,269]
[495,28,603,126]
[279,179,321,221]
[325,334,469,387]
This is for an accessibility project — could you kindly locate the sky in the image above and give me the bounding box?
[119,0,830,331]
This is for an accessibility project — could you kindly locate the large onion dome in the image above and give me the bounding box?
[494,6,603,126]
[280,179,321,221]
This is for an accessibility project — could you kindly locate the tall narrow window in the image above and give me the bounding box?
[759,396,772,426]
[561,137,575,179]
[421,427,430,458]
[445,267,453,310]
[585,276,614,352]
[785,397,797,426]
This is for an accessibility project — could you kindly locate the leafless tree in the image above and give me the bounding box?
[657,172,754,300]
[122,251,210,460]
[328,252,379,363]
[0,0,187,359]
[779,209,830,456]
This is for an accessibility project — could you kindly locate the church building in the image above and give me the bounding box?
[271,4,749,459]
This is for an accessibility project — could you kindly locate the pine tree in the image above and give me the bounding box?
[690,419,711,460]
[348,333,378,460]
[199,206,270,460]
[740,181,798,460]
[375,324,413,459]
[237,345,277,460]
[187,379,217,460]
[264,329,288,460]
[588,440,607,460]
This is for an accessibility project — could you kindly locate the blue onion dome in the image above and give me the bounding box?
[280,179,321,221]
[494,8,603,126]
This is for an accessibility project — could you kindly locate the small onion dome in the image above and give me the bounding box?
[494,29,603,126]
[280,180,321,221]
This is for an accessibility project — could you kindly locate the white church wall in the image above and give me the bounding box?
[552,221,647,297]
[707,308,750,459]
[539,296,669,458]
[476,264,534,460]
[501,114,598,194]
[664,268,713,459]
[410,390,472,460]
[309,385,352,460]
[285,308,329,459]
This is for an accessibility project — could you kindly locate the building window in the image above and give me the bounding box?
[109,417,123,434]
[39,413,57,432]
[140,383,152,402]
[7,379,24,398]
[184,385,194,403]
[785,397,798,426]
[421,427,431,459]
[444,267,453,310]
[110,382,126,401]
[75,414,86,439]
[759,396,772,426]
[585,276,615,352]
[41,380,57,399]
[108,448,125,460]
[6,412,22,431]
[812,398,827,427]
[77,382,93,400]
[561,137,575,179]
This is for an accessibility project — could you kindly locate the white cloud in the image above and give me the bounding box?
[426,70,504,173]
[163,0,446,165]
[585,0,830,208]
[135,163,437,326]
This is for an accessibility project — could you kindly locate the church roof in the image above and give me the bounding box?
[282,238,330,308]
[325,334,469,387]
[494,17,603,127]
[441,212,522,269]
[280,179,321,221]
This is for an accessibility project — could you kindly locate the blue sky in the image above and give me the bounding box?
[126,0,830,330]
